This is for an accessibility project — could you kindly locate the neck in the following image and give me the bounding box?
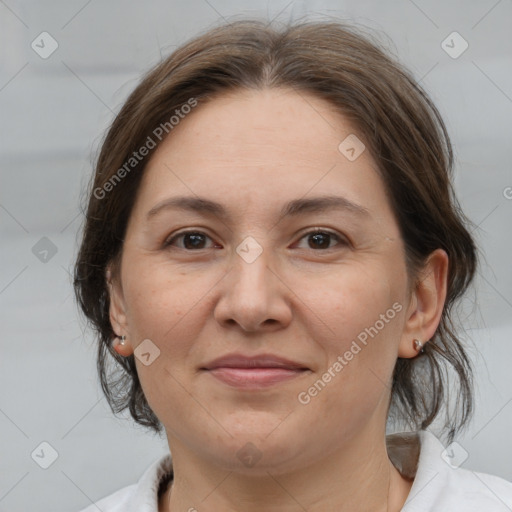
[159,426,413,512]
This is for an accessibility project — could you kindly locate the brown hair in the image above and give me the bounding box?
[73,19,477,442]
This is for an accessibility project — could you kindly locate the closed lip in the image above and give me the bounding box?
[201,353,309,371]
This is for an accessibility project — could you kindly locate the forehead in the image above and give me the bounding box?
[168,87,349,155]
[130,88,393,227]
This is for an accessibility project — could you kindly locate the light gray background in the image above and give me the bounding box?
[1,1,511,511]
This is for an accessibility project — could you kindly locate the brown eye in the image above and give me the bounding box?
[296,229,348,250]
[164,231,215,250]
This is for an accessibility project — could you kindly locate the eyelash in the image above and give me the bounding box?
[163,228,349,251]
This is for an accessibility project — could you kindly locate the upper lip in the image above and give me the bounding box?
[202,353,309,370]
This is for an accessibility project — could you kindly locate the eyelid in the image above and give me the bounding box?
[293,227,350,250]
[164,229,218,249]
[164,227,350,250]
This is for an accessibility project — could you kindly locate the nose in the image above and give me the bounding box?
[213,241,292,333]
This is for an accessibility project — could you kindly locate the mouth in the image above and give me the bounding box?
[204,367,310,388]
[200,353,311,389]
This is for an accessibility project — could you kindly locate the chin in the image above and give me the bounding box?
[201,428,304,475]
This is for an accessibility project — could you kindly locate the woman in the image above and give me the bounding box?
[74,19,512,512]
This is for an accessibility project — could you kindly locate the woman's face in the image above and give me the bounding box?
[109,88,418,473]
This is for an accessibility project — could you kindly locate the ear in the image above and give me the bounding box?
[398,249,449,358]
[106,264,133,356]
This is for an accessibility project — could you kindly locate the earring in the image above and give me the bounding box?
[119,335,126,346]
[413,339,424,353]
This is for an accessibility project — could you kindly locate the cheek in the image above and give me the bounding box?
[124,265,206,424]
[313,265,396,337]
[123,257,205,341]
[306,265,403,389]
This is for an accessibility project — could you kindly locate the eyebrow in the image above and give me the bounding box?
[146,195,370,221]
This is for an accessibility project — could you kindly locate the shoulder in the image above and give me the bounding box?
[75,454,173,512]
[419,465,512,511]
[77,484,136,512]
[389,430,512,511]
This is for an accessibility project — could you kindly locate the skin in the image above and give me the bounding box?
[107,87,448,512]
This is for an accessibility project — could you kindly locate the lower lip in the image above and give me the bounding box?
[205,367,307,388]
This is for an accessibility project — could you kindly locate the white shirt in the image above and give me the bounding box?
[77,430,512,511]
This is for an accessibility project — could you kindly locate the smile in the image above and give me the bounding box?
[205,367,310,389]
